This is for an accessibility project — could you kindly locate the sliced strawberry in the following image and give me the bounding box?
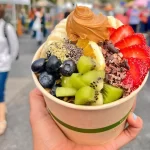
[108,27,116,36]
[120,45,150,68]
[115,33,146,49]
[122,58,149,90]
[122,73,134,90]
[110,25,134,44]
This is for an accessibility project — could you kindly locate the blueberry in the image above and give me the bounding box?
[50,84,60,96]
[53,72,61,80]
[31,58,46,73]
[46,55,61,74]
[60,60,77,76]
[63,60,77,71]
[60,64,73,76]
[39,72,55,88]
[39,72,48,80]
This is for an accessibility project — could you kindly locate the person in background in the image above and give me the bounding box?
[104,4,114,16]
[28,7,35,33]
[0,5,19,135]
[49,7,56,30]
[146,6,150,46]
[92,2,106,16]
[19,8,26,31]
[55,8,64,25]
[129,6,140,32]
[126,6,132,19]
[92,2,100,15]
[32,7,43,46]
[139,7,149,33]
[41,8,47,38]
[115,7,129,25]
[64,2,73,18]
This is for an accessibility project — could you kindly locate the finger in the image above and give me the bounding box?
[29,89,68,148]
[114,112,143,149]
[29,88,60,131]
[29,88,46,113]
[29,88,48,125]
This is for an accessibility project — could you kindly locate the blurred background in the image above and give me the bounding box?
[1,0,150,43]
[0,0,150,150]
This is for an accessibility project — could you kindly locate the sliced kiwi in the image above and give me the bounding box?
[77,56,96,74]
[81,70,105,91]
[70,73,86,89]
[61,77,72,88]
[56,87,77,97]
[75,86,95,105]
[75,86,104,105]
[91,92,103,106]
[102,84,123,104]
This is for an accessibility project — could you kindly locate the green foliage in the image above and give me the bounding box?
[99,0,110,3]
[48,0,56,4]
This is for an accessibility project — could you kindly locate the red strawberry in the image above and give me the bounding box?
[120,45,150,68]
[108,27,116,36]
[122,73,134,90]
[115,33,146,49]
[122,58,149,90]
[110,25,134,44]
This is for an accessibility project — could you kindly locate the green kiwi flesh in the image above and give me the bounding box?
[75,86,95,105]
[102,84,123,104]
[70,73,86,89]
[56,87,77,97]
[61,77,72,88]
[77,56,96,74]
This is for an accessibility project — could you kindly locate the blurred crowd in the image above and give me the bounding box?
[89,2,150,34]
[114,4,150,34]
[5,1,149,46]
[23,2,150,45]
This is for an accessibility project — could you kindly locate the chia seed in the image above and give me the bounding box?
[64,40,83,63]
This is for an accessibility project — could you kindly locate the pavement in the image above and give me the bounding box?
[0,35,150,150]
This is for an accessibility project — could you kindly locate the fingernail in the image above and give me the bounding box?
[125,122,129,129]
[133,113,137,120]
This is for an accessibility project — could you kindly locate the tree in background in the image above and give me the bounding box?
[49,0,56,4]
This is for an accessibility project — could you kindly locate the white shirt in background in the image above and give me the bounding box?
[0,19,19,72]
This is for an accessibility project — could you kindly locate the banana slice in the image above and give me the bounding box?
[60,18,67,24]
[107,16,123,29]
[46,19,68,42]
[51,28,67,35]
[47,31,67,41]
[89,41,106,70]
[55,19,67,29]
[55,23,66,29]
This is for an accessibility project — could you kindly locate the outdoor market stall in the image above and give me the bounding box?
[0,0,30,29]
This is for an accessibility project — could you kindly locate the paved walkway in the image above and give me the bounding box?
[0,35,36,150]
[0,35,150,150]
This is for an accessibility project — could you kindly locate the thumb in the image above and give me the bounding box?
[114,112,143,149]
[29,88,48,126]
[29,89,67,149]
